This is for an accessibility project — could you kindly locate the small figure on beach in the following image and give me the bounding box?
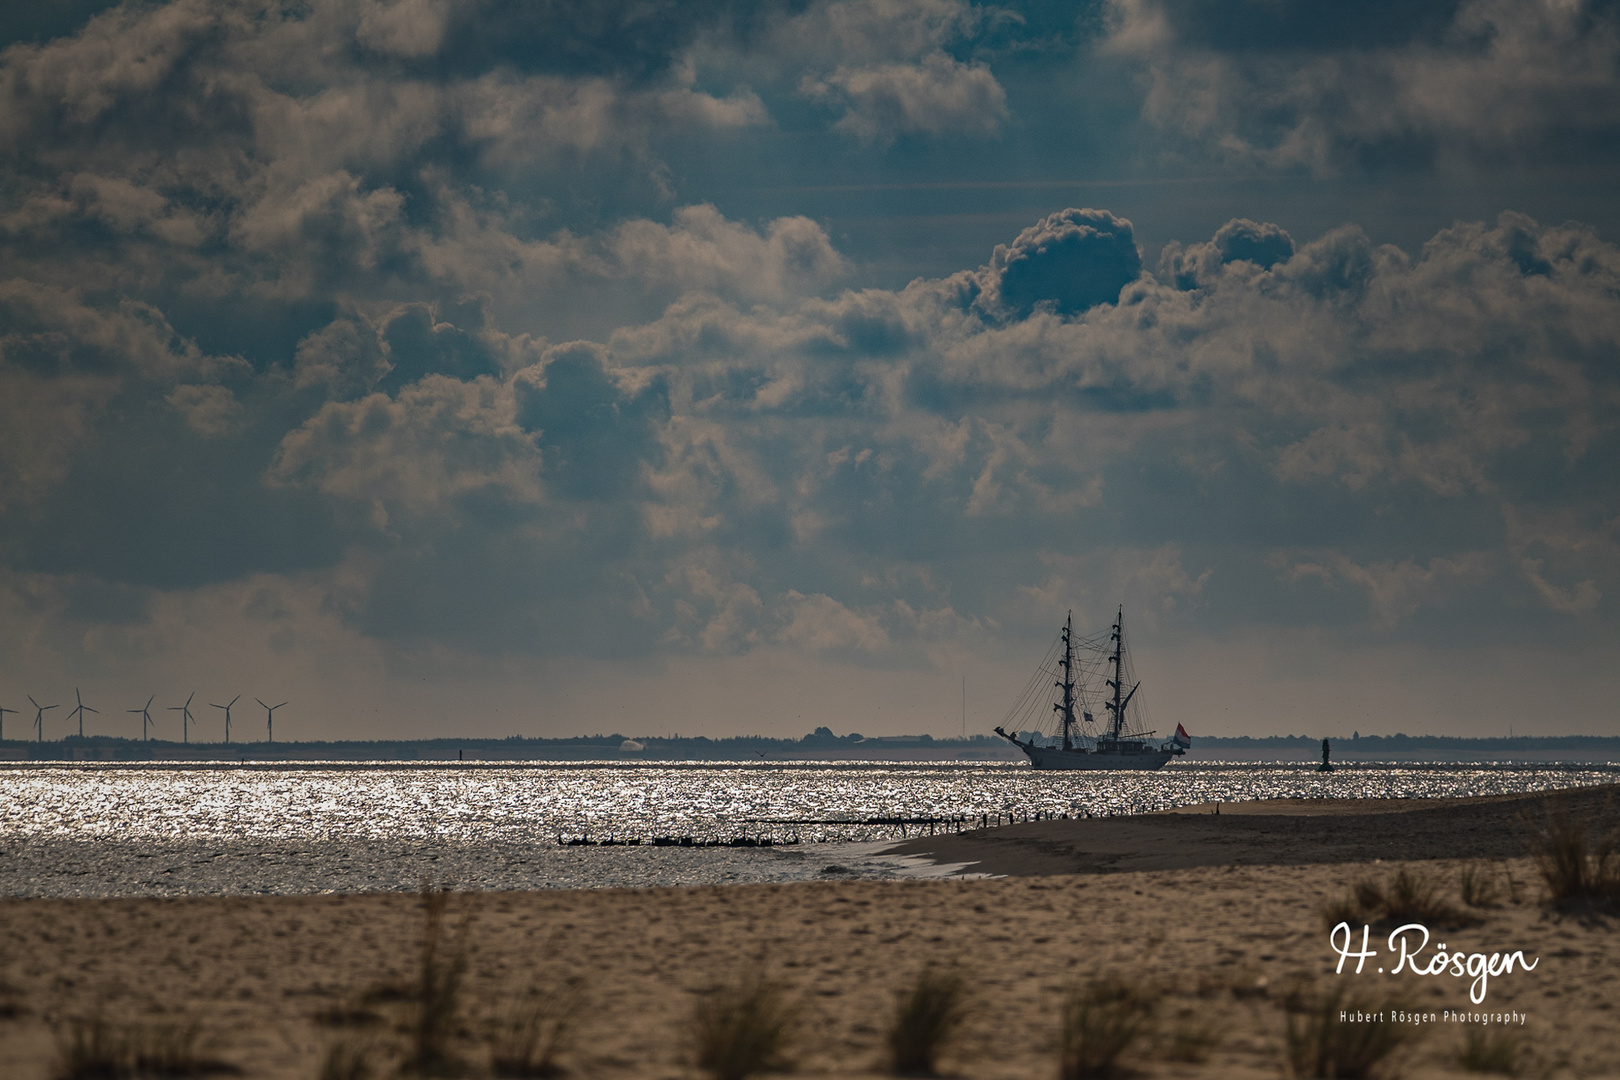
[1317,737,1334,773]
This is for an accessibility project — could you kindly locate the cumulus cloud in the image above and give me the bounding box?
[0,279,249,512]
[269,375,541,530]
[1277,550,1492,630]
[457,71,767,167]
[1159,218,1296,289]
[513,341,670,501]
[292,315,394,397]
[976,208,1144,317]
[1104,0,1620,171]
[775,590,892,653]
[757,0,1011,140]
[166,384,244,437]
[2,0,1617,706]
[0,0,794,327]
[0,280,235,383]
[605,205,850,305]
[11,175,1620,665]
[1017,546,1211,630]
[356,0,453,58]
[621,207,1619,637]
[805,51,1008,141]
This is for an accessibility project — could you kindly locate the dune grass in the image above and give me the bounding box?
[1455,1028,1522,1076]
[312,994,385,1029]
[1321,891,1366,929]
[54,1014,132,1080]
[405,885,472,1076]
[489,989,579,1078]
[1160,1011,1222,1064]
[1458,862,1501,908]
[317,1039,378,1080]
[886,966,971,1076]
[1384,867,1471,925]
[1283,985,1417,1080]
[1527,797,1620,909]
[1321,866,1475,930]
[1058,974,1158,1080]
[690,971,798,1080]
[53,1014,234,1079]
[0,975,23,1021]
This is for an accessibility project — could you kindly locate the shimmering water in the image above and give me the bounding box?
[2,759,1614,897]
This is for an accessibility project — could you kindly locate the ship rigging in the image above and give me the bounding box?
[994,607,1190,771]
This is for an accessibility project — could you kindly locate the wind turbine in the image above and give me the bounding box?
[65,687,98,737]
[128,695,155,741]
[169,692,195,743]
[29,695,58,742]
[211,695,240,743]
[0,704,15,741]
[256,699,287,743]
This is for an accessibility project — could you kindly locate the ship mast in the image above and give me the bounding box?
[1105,605,1139,741]
[1055,611,1076,750]
[1109,608,1123,739]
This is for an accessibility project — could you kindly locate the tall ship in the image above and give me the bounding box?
[994,608,1190,770]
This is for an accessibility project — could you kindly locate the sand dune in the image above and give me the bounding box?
[0,787,1614,1079]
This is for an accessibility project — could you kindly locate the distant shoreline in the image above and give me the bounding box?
[1,731,1618,763]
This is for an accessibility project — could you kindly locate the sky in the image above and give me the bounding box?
[1,0,1618,743]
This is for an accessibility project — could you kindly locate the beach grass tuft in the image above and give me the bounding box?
[1383,867,1470,925]
[489,989,579,1078]
[1458,863,1500,908]
[690,970,798,1080]
[1160,1010,1221,1063]
[1321,891,1368,929]
[1322,867,1475,929]
[886,965,971,1076]
[53,1014,235,1079]
[54,1014,130,1080]
[318,1039,378,1080]
[1353,878,1386,915]
[0,977,23,1020]
[313,994,385,1028]
[1058,973,1157,1079]
[405,885,471,1076]
[1527,797,1620,909]
[1283,985,1417,1080]
[1455,1028,1522,1075]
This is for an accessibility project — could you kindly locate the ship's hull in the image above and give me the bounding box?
[1020,744,1175,770]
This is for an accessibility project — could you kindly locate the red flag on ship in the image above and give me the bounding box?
[1172,723,1192,748]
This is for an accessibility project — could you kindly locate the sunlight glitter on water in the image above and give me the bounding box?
[1,760,1613,897]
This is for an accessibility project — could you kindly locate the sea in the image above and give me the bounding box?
[2,759,1615,898]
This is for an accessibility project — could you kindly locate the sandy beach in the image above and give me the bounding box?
[883,787,1620,877]
[2,786,1616,1079]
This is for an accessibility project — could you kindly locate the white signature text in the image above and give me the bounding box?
[1329,922,1539,1004]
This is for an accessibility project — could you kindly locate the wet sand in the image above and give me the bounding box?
[0,786,1615,1079]
[885,785,1620,877]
